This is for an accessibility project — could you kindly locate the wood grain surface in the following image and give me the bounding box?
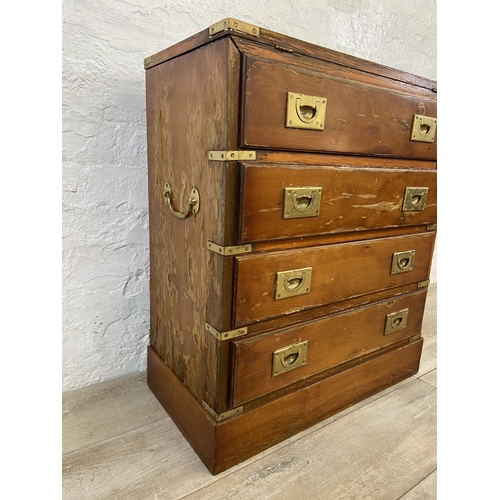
[231,288,427,406]
[234,231,435,325]
[241,53,437,159]
[238,162,437,243]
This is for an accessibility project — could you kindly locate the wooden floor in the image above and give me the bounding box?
[62,283,437,500]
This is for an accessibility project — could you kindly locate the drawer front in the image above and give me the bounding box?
[231,289,427,406]
[237,163,437,243]
[234,231,434,326]
[241,56,437,159]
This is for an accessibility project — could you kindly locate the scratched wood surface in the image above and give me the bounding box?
[234,232,435,326]
[62,284,436,500]
[238,163,437,243]
[240,51,437,159]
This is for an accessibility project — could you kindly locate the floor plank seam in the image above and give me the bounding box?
[62,414,172,458]
[394,467,437,500]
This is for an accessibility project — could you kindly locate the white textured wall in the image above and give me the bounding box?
[62,0,437,392]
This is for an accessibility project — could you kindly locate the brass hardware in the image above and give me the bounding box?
[275,267,312,300]
[208,18,260,37]
[426,223,437,231]
[275,44,293,53]
[208,151,256,161]
[417,280,431,288]
[163,183,200,219]
[144,55,155,67]
[411,114,437,143]
[385,308,409,335]
[286,92,327,131]
[205,323,248,341]
[207,241,252,255]
[202,401,243,422]
[402,187,429,212]
[390,250,416,275]
[272,341,308,377]
[409,333,422,343]
[283,187,322,219]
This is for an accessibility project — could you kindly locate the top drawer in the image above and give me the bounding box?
[240,55,437,159]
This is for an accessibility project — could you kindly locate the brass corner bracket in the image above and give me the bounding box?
[202,401,243,422]
[208,19,260,38]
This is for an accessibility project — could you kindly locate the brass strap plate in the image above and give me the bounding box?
[275,267,312,300]
[283,187,322,219]
[207,241,252,256]
[208,151,256,161]
[385,308,409,335]
[286,92,327,131]
[409,333,422,343]
[417,279,431,288]
[272,341,308,377]
[205,323,248,341]
[402,187,429,212]
[202,401,243,422]
[390,250,416,275]
[411,114,437,143]
[426,223,437,231]
[208,18,260,37]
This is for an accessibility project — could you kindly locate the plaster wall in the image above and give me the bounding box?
[62,0,437,391]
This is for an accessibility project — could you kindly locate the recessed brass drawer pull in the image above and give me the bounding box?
[275,267,312,300]
[283,187,322,219]
[390,250,416,275]
[402,187,429,212]
[286,92,326,131]
[163,182,200,219]
[272,341,308,377]
[411,114,437,143]
[385,308,409,335]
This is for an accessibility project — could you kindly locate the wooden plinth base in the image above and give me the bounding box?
[147,339,422,475]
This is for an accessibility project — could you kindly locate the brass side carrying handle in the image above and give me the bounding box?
[163,182,200,219]
[275,267,312,300]
[385,308,409,335]
[272,341,308,377]
[286,92,326,131]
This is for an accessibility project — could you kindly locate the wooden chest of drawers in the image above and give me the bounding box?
[144,19,437,475]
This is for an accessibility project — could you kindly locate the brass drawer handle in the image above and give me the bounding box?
[286,92,326,131]
[385,308,409,335]
[275,267,312,300]
[390,250,416,275]
[272,341,308,377]
[402,187,429,212]
[163,182,200,219]
[283,187,322,219]
[411,114,437,143]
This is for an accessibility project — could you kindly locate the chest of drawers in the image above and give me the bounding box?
[144,19,437,475]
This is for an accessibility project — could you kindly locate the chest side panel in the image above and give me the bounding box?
[146,38,239,409]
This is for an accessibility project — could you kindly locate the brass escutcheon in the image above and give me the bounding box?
[286,92,327,131]
[272,341,308,377]
[385,308,409,335]
[410,114,437,143]
[283,187,322,219]
[402,187,429,212]
[390,250,416,275]
[275,267,312,300]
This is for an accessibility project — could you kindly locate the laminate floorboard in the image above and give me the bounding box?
[62,283,437,499]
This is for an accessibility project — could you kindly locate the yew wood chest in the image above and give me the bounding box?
[144,18,437,475]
